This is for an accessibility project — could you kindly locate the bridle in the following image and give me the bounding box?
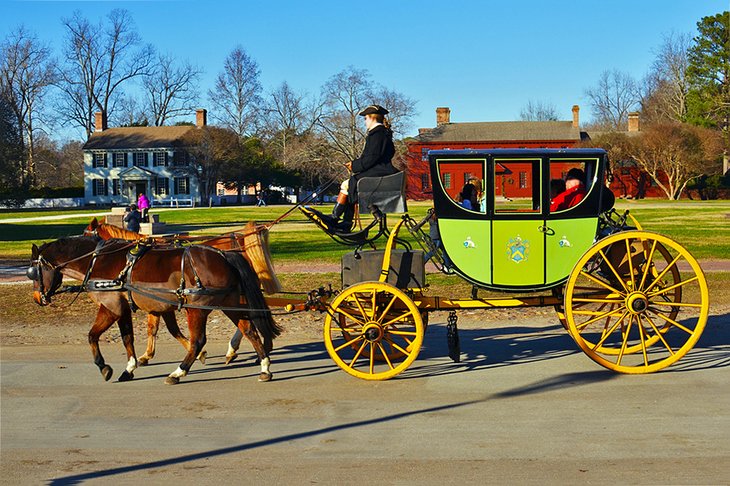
[27,254,64,305]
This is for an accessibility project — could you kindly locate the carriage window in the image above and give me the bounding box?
[494,159,541,214]
[549,158,597,213]
[436,159,486,213]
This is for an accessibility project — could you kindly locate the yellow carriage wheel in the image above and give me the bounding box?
[325,282,424,380]
[565,231,708,374]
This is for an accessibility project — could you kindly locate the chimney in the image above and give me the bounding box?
[196,109,207,128]
[94,111,107,132]
[436,107,451,125]
[572,105,580,129]
[628,112,640,132]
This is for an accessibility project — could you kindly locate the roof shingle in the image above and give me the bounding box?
[82,126,195,150]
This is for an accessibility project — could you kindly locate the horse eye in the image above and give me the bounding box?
[26,266,39,281]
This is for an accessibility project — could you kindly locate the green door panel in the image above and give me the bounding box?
[544,218,597,285]
[492,220,544,287]
[438,218,491,285]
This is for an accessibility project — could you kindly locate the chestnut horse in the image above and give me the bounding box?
[83,217,279,364]
[29,236,281,384]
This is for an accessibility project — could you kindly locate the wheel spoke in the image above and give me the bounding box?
[388,329,419,337]
[369,345,375,374]
[649,309,695,335]
[336,308,367,328]
[333,334,364,353]
[625,239,636,291]
[348,340,368,367]
[636,315,649,367]
[383,336,411,356]
[572,297,624,304]
[579,270,625,296]
[644,253,682,293]
[648,276,699,298]
[643,313,675,356]
[598,248,630,293]
[375,293,399,323]
[575,305,626,330]
[649,300,702,308]
[591,310,629,349]
[638,239,658,291]
[382,310,414,328]
[615,314,634,366]
[351,292,371,320]
[376,343,395,369]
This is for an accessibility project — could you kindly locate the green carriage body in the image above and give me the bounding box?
[429,148,613,291]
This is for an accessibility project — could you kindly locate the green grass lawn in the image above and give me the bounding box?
[0,200,726,262]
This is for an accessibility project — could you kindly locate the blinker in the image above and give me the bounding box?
[26,266,39,281]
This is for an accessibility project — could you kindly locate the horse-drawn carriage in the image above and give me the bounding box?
[28,148,709,383]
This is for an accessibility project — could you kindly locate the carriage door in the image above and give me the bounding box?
[491,158,545,287]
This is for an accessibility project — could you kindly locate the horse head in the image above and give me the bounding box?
[83,217,100,237]
[28,242,64,306]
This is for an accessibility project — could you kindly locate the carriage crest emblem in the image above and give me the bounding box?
[507,236,529,263]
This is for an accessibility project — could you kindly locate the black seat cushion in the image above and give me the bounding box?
[356,171,407,215]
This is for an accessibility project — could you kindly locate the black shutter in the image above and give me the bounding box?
[104,153,108,168]
[165,178,169,195]
[125,153,129,167]
[173,177,178,195]
[164,151,169,167]
[104,179,109,196]
[92,180,98,196]
[144,152,149,167]
[185,177,190,194]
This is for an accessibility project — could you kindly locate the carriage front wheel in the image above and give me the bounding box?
[565,231,709,373]
[324,281,424,380]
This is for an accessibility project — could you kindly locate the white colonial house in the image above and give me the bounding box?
[82,110,208,206]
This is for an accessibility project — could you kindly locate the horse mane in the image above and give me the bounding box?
[39,235,98,256]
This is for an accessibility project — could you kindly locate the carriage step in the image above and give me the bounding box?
[447,310,460,363]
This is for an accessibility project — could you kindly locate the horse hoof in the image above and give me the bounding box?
[224,353,238,365]
[101,365,113,381]
[258,372,273,382]
[164,376,180,385]
[118,371,134,382]
[138,357,149,366]
[198,351,207,365]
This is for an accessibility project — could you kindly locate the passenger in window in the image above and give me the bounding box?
[550,168,586,212]
[550,178,566,201]
[469,177,486,212]
[458,182,478,210]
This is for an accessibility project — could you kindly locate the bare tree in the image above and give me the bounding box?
[57,9,153,138]
[208,46,262,137]
[630,123,722,199]
[112,94,148,127]
[0,26,57,187]
[143,53,202,126]
[318,66,417,166]
[519,99,560,121]
[641,32,692,123]
[261,82,319,150]
[585,70,641,130]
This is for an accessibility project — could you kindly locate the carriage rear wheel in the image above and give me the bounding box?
[565,231,708,373]
[325,281,424,380]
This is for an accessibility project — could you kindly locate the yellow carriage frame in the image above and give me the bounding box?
[320,213,710,381]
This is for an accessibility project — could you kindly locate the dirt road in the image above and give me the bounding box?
[2,308,729,485]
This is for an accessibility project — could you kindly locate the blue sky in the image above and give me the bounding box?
[2,0,727,139]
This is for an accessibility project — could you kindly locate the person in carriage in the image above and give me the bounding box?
[319,104,398,233]
[550,167,586,212]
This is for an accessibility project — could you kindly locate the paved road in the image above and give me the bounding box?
[2,312,729,485]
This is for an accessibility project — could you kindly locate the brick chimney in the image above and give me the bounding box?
[572,105,580,129]
[628,112,640,132]
[94,111,107,132]
[196,109,207,128]
[436,107,451,125]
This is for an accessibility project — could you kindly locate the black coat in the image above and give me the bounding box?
[348,124,397,200]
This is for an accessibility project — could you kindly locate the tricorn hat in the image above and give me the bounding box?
[358,104,389,116]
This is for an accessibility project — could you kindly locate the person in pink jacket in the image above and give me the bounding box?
[137,193,150,223]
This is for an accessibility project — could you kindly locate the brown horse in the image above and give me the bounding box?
[83,217,280,364]
[29,235,281,384]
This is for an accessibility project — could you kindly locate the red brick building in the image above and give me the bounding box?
[406,107,668,200]
[405,106,588,200]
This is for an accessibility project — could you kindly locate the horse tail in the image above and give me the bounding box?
[223,251,282,340]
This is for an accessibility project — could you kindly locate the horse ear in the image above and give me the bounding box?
[31,244,39,259]
[91,217,98,228]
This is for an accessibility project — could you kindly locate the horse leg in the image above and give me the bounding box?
[224,311,272,382]
[161,311,207,365]
[137,314,160,366]
[116,306,137,382]
[88,306,119,381]
[165,309,208,385]
[225,328,243,365]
